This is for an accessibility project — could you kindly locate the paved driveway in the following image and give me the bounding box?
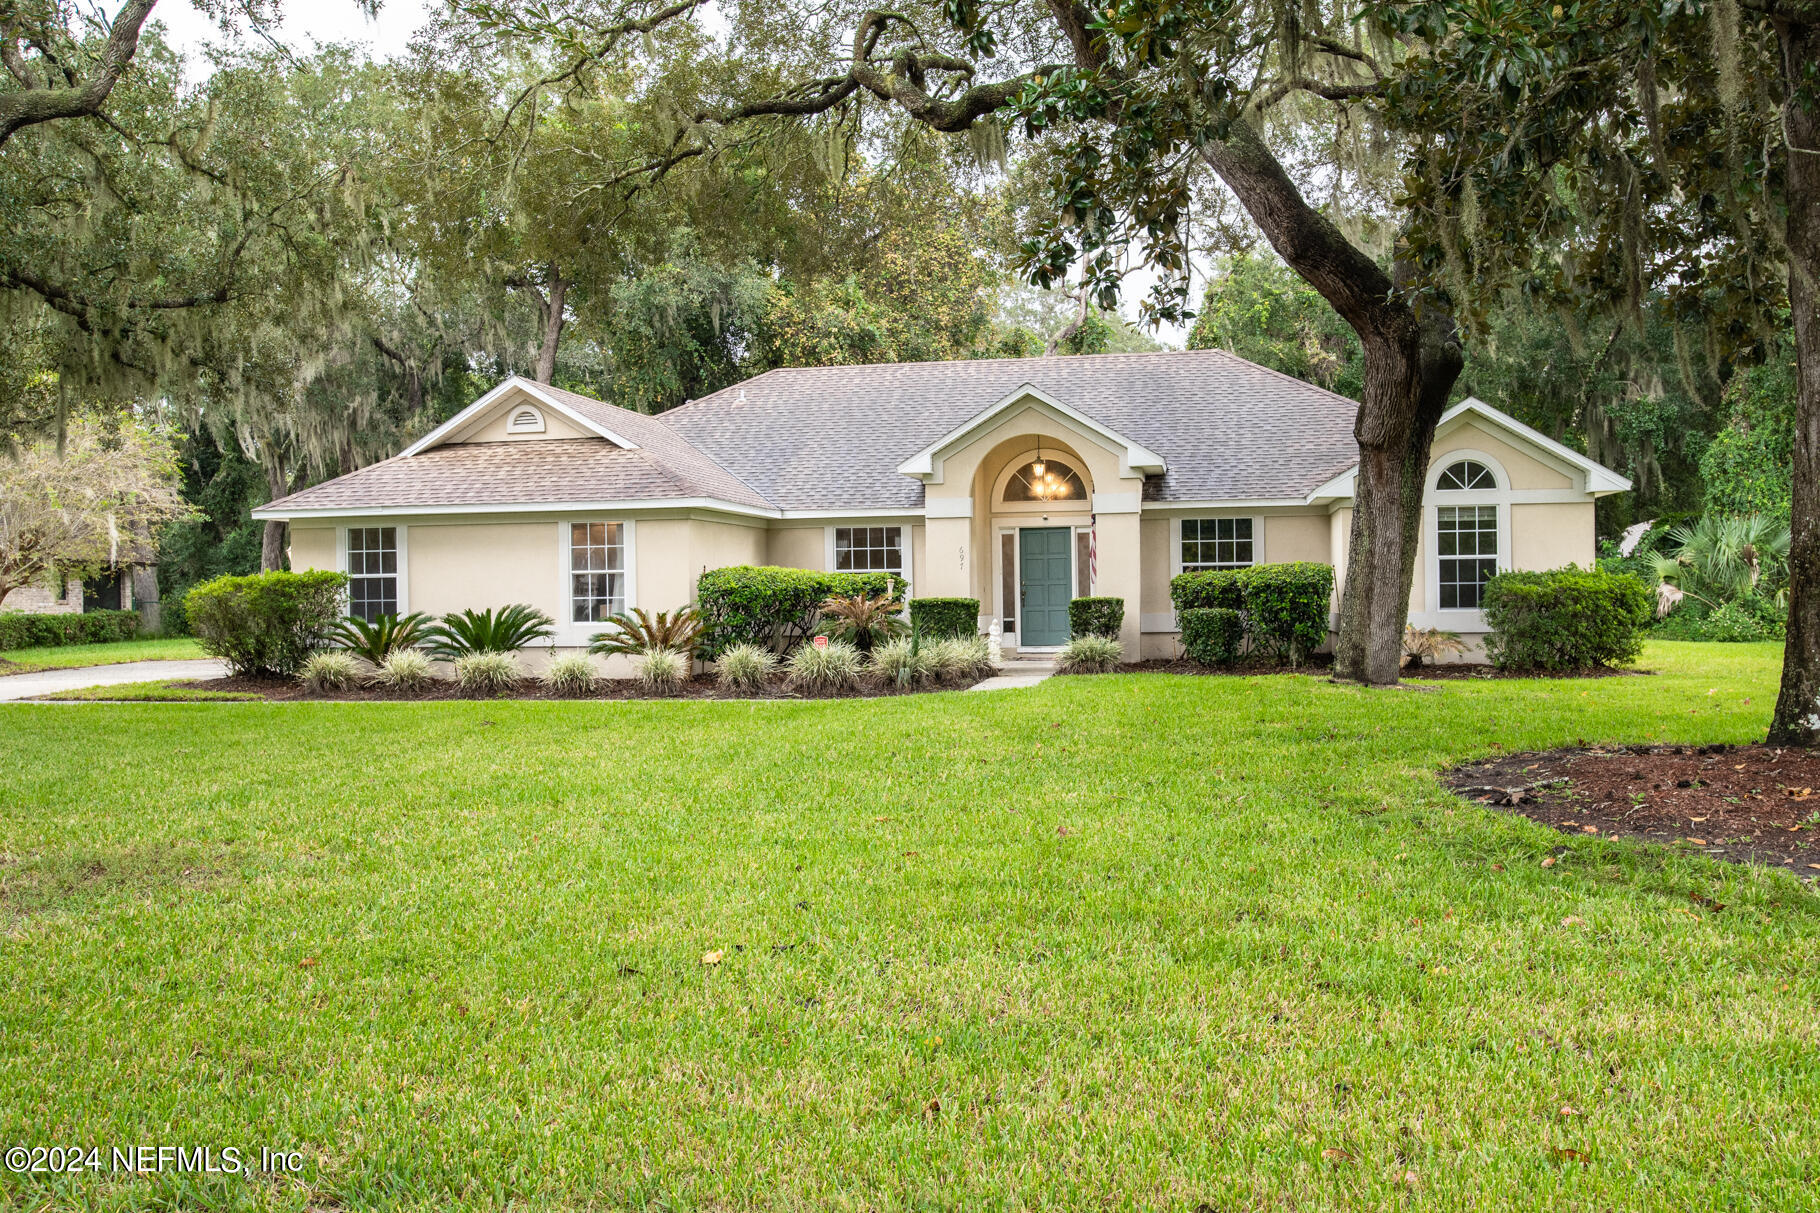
[0,659,230,702]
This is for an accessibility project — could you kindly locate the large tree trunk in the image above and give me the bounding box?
[261,461,288,573]
[533,265,568,384]
[1198,121,1463,684]
[1767,16,1820,744]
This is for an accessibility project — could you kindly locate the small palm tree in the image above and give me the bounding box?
[331,612,432,664]
[425,605,555,658]
[1402,625,1465,668]
[816,592,907,653]
[1651,513,1790,612]
[588,606,704,659]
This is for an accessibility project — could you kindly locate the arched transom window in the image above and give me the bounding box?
[1004,458,1086,503]
[1436,459,1496,491]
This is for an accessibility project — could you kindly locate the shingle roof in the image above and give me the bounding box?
[261,438,772,512]
[661,350,1361,509]
[262,351,1366,516]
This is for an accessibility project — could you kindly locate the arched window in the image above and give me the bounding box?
[1436,459,1496,491]
[1004,458,1086,503]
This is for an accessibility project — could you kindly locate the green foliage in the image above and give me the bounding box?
[300,651,361,694]
[1650,514,1791,610]
[634,646,690,690]
[714,643,779,691]
[588,607,704,659]
[1068,597,1124,640]
[1187,251,1364,397]
[817,593,908,653]
[869,635,934,685]
[154,433,268,635]
[183,570,348,677]
[541,654,600,696]
[1403,626,1467,668]
[926,635,996,681]
[1055,634,1124,675]
[0,609,139,651]
[1652,594,1787,643]
[372,648,435,692]
[1242,563,1335,663]
[1169,569,1245,613]
[696,566,907,656]
[1483,567,1653,671]
[427,605,555,658]
[1699,352,1796,522]
[454,652,519,694]
[907,597,980,640]
[1181,608,1244,667]
[784,638,865,692]
[332,612,432,665]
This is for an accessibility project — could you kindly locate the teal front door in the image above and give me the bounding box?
[1019,527,1073,647]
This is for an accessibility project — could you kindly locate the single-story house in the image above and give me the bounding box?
[254,350,1630,662]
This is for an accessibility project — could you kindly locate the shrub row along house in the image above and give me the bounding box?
[254,351,1631,663]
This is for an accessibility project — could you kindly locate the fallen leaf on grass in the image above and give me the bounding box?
[923,1098,941,1120]
[298,957,318,968]
[1561,917,1586,927]
[1056,825,1072,837]
[1580,825,1599,834]
[1686,838,1708,846]
[1541,856,1557,867]
[701,950,724,966]
[1321,1148,1353,1164]
[1559,1104,1579,1116]
[1395,1170,1419,1189]
[1550,1147,1591,1164]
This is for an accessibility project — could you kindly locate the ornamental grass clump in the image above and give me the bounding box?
[785,639,864,692]
[714,643,777,691]
[869,635,932,685]
[541,653,599,696]
[927,635,995,681]
[636,646,690,690]
[454,651,518,694]
[1055,634,1123,675]
[299,650,360,693]
[370,648,435,692]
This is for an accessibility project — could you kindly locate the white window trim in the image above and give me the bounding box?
[1168,515,1264,577]
[505,405,547,435]
[1425,450,1512,622]
[824,523,912,599]
[337,524,409,618]
[990,446,1095,513]
[557,519,637,646]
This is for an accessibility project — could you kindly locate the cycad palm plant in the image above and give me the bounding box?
[816,592,907,653]
[1651,514,1791,612]
[588,606,704,659]
[425,605,555,658]
[331,612,432,664]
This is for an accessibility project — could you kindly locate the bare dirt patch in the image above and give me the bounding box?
[172,670,986,702]
[1443,744,1820,878]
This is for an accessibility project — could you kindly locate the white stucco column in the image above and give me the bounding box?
[1091,492,1143,658]
[920,513,973,598]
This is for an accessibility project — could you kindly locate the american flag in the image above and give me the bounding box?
[1088,514,1097,591]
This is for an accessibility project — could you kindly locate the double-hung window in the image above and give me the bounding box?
[1436,505,1499,609]
[347,527,398,621]
[569,522,626,623]
[834,526,903,577]
[1181,518,1254,571]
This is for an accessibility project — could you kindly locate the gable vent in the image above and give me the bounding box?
[506,406,546,434]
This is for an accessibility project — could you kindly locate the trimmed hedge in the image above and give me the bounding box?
[1181,607,1243,666]
[909,597,980,640]
[183,569,348,677]
[0,608,139,651]
[697,565,907,656]
[1483,566,1652,670]
[1170,561,1335,663]
[1169,568,1245,612]
[1068,596,1124,639]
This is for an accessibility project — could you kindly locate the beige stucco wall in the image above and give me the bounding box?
[1511,502,1596,570]
[1431,420,1572,489]
[289,527,337,574]
[408,522,564,622]
[1265,513,1330,563]
[455,405,593,444]
[767,526,824,570]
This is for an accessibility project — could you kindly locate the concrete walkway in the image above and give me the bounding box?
[967,658,1057,692]
[0,659,229,702]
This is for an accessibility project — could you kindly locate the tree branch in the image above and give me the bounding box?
[0,0,157,146]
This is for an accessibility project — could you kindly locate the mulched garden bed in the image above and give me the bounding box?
[1443,744,1820,878]
[1117,656,1650,680]
[171,671,987,702]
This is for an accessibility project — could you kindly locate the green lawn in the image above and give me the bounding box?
[0,636,204,672]
[33,678,260,702]
[1,640,1815,1211]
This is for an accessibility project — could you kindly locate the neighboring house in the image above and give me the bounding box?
[255,350,1630,662]
[1,560,159,624]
